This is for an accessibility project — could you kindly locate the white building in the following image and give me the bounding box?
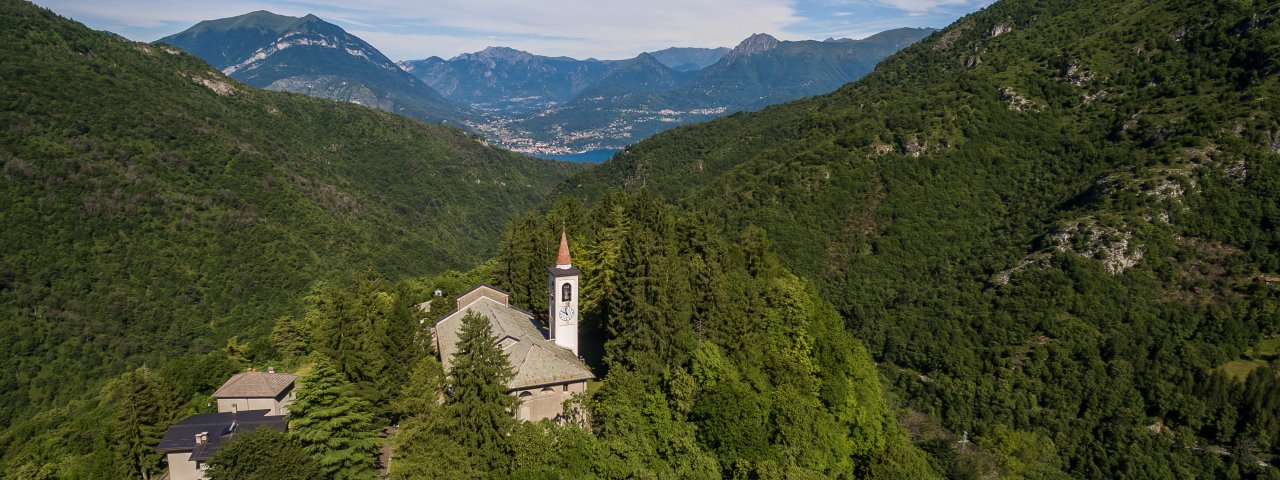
[212,370,298,416]
[432,230,594,421]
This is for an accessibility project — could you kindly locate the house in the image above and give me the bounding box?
[159,371,297,479]
[155,409,287,480]
[211,370,298,416]
[432,230,594,421]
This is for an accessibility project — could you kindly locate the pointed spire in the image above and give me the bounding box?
[556,229,572,267]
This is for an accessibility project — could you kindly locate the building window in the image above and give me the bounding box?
[561,283,572,302]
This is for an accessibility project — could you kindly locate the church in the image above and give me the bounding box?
[431,230,594,421]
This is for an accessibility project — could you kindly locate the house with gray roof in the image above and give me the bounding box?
[212,370,297,416]
[433,231,594,421]
[156,409,287,480]
[158,370,297,479]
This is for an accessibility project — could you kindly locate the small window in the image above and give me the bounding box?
[561,282,572,302]
[541,387,556,394]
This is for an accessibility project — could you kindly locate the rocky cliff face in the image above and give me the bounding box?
[721,33,779,62]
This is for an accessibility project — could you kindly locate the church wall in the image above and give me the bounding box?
[512,380,587,422]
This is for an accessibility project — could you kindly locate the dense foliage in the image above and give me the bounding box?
[0,0,577,474]
[204,426,322,480]
[0,0,577,452]
[289,360,381,479]
[447,193,936,478]
[5,0,1279,478]
[560,0,1280,477]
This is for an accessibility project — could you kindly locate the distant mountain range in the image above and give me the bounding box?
[158,11,470,125]
[160,12,933,154]
[461,29,935,152]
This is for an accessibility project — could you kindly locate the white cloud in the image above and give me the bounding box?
[34,0,798,59]
[31,0,980,60]
[849,0,980,14]
[336,0,798,59]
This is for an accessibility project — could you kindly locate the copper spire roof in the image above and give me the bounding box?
[556,229,572,266]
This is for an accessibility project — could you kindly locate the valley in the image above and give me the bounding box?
[4,0,1279,478]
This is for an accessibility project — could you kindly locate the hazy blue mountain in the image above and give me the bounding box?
[165,14,930,154]
[503,28,936,151]
[645,46,730,71]
[688,29,936,109]
[158,11,470,125]
[575,53,690,98]
[399,47,615,108]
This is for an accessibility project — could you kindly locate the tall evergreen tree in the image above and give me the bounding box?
[114,367,178,480]
[289,360,381,480]
[446,311,516,470]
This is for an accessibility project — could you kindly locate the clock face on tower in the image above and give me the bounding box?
[558,305,575,323]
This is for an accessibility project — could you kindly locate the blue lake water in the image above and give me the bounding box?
[531,149,619,163]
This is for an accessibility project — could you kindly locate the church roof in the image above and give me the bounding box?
[433,290,593,390]
[212,372,297,399]
[556,230,572,266]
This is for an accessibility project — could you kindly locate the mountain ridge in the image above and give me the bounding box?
[158,10,471,125]
[425,28,934,153]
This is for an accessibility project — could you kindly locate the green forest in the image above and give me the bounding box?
[0,0,577,443]
[2,0,1280,478]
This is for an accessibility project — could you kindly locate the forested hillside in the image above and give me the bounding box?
[0,0,576,446]
[562,0,1280,477]
[388,193,939,478]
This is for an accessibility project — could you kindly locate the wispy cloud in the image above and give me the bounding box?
[31,0,981,60]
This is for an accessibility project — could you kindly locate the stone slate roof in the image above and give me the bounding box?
[434,292,594,390]
[212,372,297,398]
[156,409,286,461]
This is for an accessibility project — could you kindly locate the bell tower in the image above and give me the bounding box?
[548,229,580,356]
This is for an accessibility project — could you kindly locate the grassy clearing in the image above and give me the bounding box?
[1219,359,1268,381]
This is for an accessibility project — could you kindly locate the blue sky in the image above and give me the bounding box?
[33,0,988,60]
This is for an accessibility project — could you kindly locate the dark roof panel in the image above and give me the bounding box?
[156,409,287,461]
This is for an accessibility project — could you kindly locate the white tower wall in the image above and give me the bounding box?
[548,273,579,355]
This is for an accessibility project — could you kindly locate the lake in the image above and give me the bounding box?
[531,149,619,163]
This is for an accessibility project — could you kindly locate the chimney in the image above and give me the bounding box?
[195,432,207,445]
[267,367,275,374]
[231,404,238,414]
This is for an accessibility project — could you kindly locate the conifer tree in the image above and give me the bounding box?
[114,367,178,480]
[270,315,309,358]
[289,360,381,480]
[446,311,516,469]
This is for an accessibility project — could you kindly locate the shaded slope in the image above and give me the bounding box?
[0,0,579,426]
